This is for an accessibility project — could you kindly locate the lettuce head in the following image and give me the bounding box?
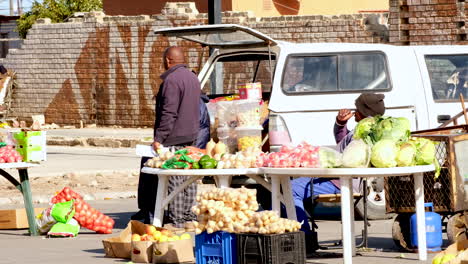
[374,117,411,142]
[342,140,371,168]
[371,139,399,168]
[396,142,416,167]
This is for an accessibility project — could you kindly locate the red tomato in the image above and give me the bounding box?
[85,210,91,219]
[6,156,15,163]
[51,197,57,203]
[59,198,66,203]
[75,203,82,212]
[0,158,6,163]
[106,220,113,228]
[65,194,72,201]
[86,218,92,225]
[79,216,86,223]
[83,204,89,211]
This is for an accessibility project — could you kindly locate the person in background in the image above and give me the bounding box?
[291,92,385,253]
[132,46,201,228]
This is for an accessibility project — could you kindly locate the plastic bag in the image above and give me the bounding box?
[51,199,75,223]
[48,218,80,237]
[36,207,56,234]
[319,147,343,168]
[342,140,371,168]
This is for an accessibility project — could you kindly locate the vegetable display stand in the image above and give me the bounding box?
[140,167,264,227]
[237,232,306,264]
[262,166,435,263]
[385,126,468,249]
[195,231,237,264]
[0,162,39,235]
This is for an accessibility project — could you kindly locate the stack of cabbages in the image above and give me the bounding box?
[343,116,439,175]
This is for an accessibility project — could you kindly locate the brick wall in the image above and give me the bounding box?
[3,2,388,127]
[389,0,467,45]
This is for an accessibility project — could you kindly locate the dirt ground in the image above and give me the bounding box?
[0,171,139,200]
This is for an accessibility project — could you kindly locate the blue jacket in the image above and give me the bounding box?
[195,94,211,148]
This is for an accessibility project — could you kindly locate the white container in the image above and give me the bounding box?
[235,99,261,127]
[216,101,237,128]
[236,127,263,151]
[217,127,237,153]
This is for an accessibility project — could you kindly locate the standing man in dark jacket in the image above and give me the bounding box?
[196,94,211,149]
[132,46,201,226]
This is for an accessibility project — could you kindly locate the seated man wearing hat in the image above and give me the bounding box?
[291,92,386,253]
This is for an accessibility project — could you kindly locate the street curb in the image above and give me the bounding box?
[0,191,137,205]
[47,136,151,148]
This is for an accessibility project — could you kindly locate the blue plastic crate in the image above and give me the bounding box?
[195,231,237,264]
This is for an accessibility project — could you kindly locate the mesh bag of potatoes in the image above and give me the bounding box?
[192,187,301,235]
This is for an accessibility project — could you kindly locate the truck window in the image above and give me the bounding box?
[282,52,390,94]
[425,55,468,101]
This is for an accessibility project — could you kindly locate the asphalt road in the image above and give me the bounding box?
[0,198,440,264]
[25,146,140,178]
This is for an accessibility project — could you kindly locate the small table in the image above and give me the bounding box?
[262,165,435,264]
[0,162,39,236]
[140,167,262,227]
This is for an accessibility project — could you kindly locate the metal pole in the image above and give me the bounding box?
[208,0,223,94]
[9,0,14,16]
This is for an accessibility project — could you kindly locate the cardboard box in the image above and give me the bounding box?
[103,220,145,259]
[132,241,154,263]
[239,82,262,100]
[0,208,45,229]
[153,238,195,264]
[13,130,47,162]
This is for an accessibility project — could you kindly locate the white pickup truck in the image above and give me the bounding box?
[155,24,468,220]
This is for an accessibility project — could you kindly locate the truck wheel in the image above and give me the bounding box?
[447,213,468,244]
[356,178,394,220]
[392,214,412,251]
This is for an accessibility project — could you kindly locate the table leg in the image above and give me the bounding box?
[280,177,297,221]
[215,175,231,188]
[153,174,169,227]
[18,169,38,236]
[340,176,354,264]
[414,172,427,261]
[270,175,281,214]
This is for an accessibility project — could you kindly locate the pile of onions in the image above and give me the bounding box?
[192,187,300,234]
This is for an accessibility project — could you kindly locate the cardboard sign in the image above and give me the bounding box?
[152,239,194,264]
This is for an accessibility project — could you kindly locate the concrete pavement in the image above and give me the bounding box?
[0,146,140,205]
[0,199,439,264]
[46,128,153,148]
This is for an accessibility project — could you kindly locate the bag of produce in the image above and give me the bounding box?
[51,199,75,223]
[47,218,80,238]
[52,187,115,234]
[342,140,371,168]
[36,207,56,234]
[370,139,399,168]
[318,147,342,168]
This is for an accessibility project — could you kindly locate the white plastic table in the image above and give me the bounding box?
[262,165,435,264]
[0,162,39,235]
[140,167,262,227]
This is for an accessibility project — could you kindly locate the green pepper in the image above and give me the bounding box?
[192,162,200,169]
[200,158,217,169]
[199,155,212,163]
[174,149,189,155]
[179,154,194,163]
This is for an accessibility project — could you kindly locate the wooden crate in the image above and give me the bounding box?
[0,208,44,229]
[385,128,468,213]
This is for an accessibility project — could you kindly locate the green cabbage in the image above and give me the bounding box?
[371,139,399,168]
[342,140,371,168]
[319,147,343,168]
[353,117,377,145]
[411,137,436,165]
[374,117,411,143]
[396,142,416,167]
